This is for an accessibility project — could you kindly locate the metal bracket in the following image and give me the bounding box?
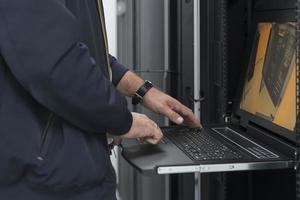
[157,161,294,175]
[223,114,231,124]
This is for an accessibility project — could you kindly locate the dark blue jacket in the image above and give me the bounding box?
[0,0,132,193]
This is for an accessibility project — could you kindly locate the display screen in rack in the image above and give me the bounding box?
[240,22,296,132]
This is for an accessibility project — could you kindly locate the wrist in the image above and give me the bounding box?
[132,80,154,105]
[130,79,145,97]
[117,71,144,96]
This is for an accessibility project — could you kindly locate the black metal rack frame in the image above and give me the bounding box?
[224,0,300,199]
[296,0,300,198]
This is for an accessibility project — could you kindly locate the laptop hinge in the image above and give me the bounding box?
[223,101,233,123]
[223,100,238,124]
[227,114,241,126]
[223,114,231,123]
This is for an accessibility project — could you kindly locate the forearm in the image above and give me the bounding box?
[116,70,145,97]
[116,69,201,128]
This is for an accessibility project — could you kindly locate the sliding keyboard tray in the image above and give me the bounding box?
[121,126,295,175]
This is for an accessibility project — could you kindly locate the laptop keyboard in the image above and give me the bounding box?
[164,127,244,161]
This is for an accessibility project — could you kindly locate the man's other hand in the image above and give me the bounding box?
[121,112,163,144]
[143,88,201,128]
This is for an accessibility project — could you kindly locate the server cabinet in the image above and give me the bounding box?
[196,0,297,199]
[117,1,169,200]
[203,0,297,200]
[117,0,298,200]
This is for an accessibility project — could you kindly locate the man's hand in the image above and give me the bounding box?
[143,88,201,128]
[120,112,163,144]
[116,70,201,128]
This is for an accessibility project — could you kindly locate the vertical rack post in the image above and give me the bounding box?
[296,0,300,199]
[194,0,201,199]
[221,0,229,122]
[220,0,229,199]
[163,1,170,200]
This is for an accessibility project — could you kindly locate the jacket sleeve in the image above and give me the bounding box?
[109,54,130,86]
[0,0,132,135]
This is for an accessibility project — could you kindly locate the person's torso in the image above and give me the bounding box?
[0,0,113,192]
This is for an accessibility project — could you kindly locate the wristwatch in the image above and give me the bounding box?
[132,80,153,105]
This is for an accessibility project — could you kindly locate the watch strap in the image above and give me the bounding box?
[132,80,153,105]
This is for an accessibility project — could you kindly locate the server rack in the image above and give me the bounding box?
[211,0,298,200]
[116,0,300,199]
[179,0,299,199]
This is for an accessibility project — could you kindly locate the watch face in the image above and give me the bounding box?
[144,80,153,89]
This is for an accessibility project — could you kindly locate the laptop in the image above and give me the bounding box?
[121,20,297,175]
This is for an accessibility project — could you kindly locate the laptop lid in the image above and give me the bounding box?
[234,10,297,143]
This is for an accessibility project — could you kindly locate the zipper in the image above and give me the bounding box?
[96,0,113,148]
[96,0,113,82]
[37,113,55,161]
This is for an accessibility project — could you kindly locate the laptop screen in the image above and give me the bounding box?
[239,22,296,132]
